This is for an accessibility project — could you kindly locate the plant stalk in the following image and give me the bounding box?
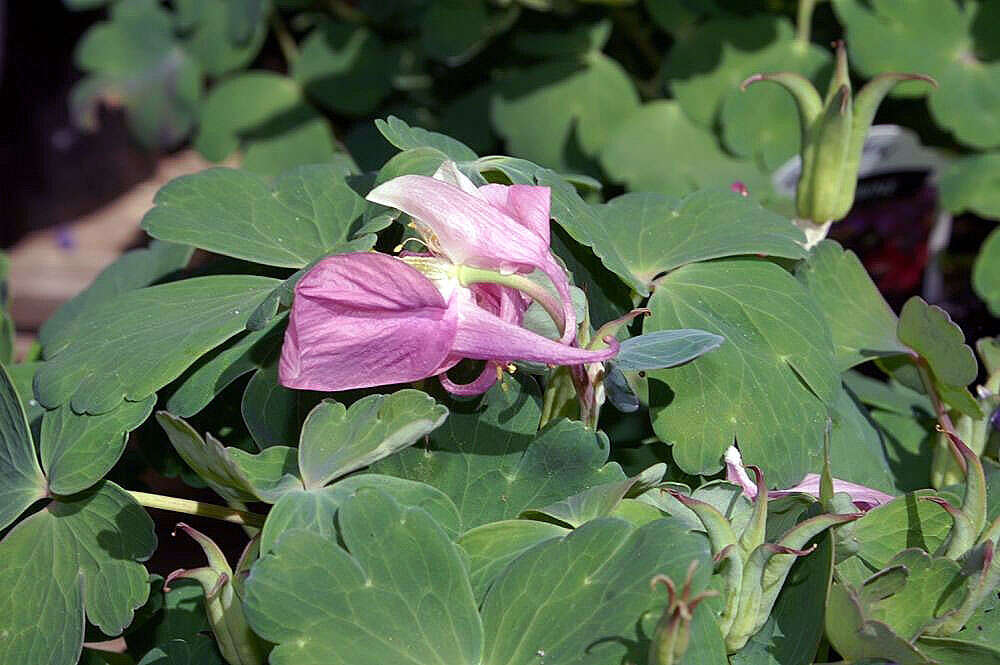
[269,11,299,65]
[129,491,266,528]
[796,0,818,45]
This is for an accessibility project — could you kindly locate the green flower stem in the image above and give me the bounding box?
[456,265,566,337]
[129,491,266,528]
[796,0,818,45]
[269,11,299,65]
[916,361,960,448]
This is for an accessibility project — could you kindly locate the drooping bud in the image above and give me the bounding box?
[648,561,718,665]
[742,41,935,245]
[166,524,269,665]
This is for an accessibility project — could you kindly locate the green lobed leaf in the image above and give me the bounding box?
[142,165,371,269]
[973,228,1000,317]
[247,487,720,665]
[294,21,396,116]
[897,296,982,419]
[600,101,772,199]
[126,579,211,656]
[39,241,193,355]
[825,581,932,665]
[166,316,285,418]
[590,190,807,296]
[71,0,202,150]
[663,15,830,170]
[828,383,897,494]
[41,397,156,496]
[375,115,478,162]
[915,636,1000,665]
[298,392,447,490]
[939,152,1000,220]
[194,72,337,175]
[157,411,300,503]
[457,520,569,602]
[259,474,462,553]
[521,467,664,528]
[491,52,640,171]
[373,378,625,532]
[245,489,483,665]
[241,363,325,449]
[0,363,46,531]
[839,492,953,576]
[833,0,1000,150]
[174,0,268,77]
[0,482,156,664]
[34,275,281,414]
[646,258,839,486]
[797,240,909,371]
[859,549,966,641]
[136,635,224,665]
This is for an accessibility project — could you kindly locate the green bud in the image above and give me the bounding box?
[648,562,717,665]
[166,524,269,665]
[742,41,935,242]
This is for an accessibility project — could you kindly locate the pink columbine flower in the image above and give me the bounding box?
[278,252,616,396]
[723,445,893,511]
[366,162,578,345]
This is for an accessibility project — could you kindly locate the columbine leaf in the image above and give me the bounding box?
[293,21,396,116]
[298,392,447,490]
[71,0,202,149]
[259,475,462,553]
[166,316,285,417]
[241,363,324,449]
[372,378,625,532]
[825,582,932,665]
[41,397,155,495]
[194,72,337,175]
[897,296,981,419]
[589,190,806,296]
[973,228,1000,316]
[142,165,371,269]
[0,482,156,664]
[839,493,953,575]
[457,520,569,602]
[615,329,725,372]
[35,275,280,414]
[939,152,1000,220]
[492,52,640,171]
[663,15,830,170]
[246,488,720,665]
[136,635,224,665]
[39,241,193,354]
[174,0,268,77]
[646,258,839,486]
[600,101,772,198]
[797,240,909,371]
[833,0,1000,149]
[156,411,300,504]
[244,489,483,665]
[0,363,46,531]
[375,115,478,162]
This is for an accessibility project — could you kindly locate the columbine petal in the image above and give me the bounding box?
[723,445,892,510]
[450,288,617,366]
[770,475,893,510]
[476,183,551,245]
[279,253,458,391]
[366,174,576,344]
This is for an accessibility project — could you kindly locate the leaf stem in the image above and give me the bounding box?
[796,0,818,45]
[129,491,266,528]
[269,11,299,66]
[915,361,964,468]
